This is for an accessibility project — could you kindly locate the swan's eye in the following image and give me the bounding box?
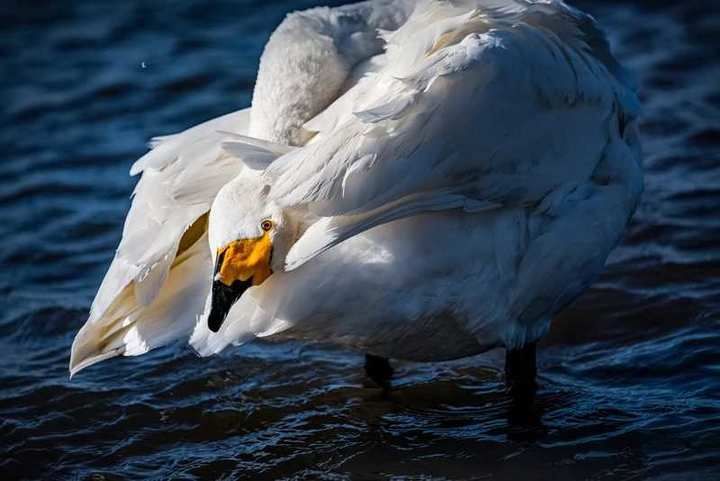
[260,219,273,232]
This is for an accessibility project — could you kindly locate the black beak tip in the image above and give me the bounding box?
[207,305,225,333]
[208,278,252,332]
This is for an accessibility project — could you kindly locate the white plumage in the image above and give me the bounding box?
[70,0,642,377]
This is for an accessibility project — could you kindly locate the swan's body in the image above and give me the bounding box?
[70,0,642,380]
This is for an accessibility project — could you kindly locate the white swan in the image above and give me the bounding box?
[70,0,642,393]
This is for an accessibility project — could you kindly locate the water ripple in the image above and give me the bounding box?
[1,0,719,480]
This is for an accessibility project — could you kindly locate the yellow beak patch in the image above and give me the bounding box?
[216,233,273,287]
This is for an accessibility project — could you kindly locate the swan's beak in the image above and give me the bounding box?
[208,235,273,332]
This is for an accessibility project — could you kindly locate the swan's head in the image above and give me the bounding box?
[206,175,298,332]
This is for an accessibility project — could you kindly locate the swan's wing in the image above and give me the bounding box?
[70,109,252,375]
[267,1,639,269]
[70,230,213,375]
[270,1,637,212]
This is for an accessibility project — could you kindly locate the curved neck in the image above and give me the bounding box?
[249,0,414,145]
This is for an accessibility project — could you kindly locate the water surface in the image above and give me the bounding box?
[1,1,719,479]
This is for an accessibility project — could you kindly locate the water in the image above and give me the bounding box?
[1,1,719,479]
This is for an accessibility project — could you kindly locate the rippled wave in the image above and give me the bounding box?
[1,1,719,479]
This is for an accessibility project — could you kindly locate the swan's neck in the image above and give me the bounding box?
[248,1,414,145]
[249,22,349,146]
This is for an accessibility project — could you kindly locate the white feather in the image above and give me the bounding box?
[72,0,643,372]
[70,109,253,374]
[70,232,212,376]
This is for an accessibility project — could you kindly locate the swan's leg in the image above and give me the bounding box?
[505,342,537,401]
[364,353,394,391]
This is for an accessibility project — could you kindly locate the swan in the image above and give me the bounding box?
[70,0,642,396]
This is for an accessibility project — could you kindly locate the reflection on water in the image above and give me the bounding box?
[1,0,719,479]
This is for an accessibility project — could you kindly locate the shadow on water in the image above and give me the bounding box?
[1,0,720,479]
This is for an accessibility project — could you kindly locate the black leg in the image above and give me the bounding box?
[364,353,394,391]
[505,342,546,438]
[505,342,537,403]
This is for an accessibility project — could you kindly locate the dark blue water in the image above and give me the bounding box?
[1,1,719,480]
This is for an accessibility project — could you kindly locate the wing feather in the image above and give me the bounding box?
[90,109,250,320]
[71,109,253,374]
[266,1,636,219]
[70,231,212,376]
